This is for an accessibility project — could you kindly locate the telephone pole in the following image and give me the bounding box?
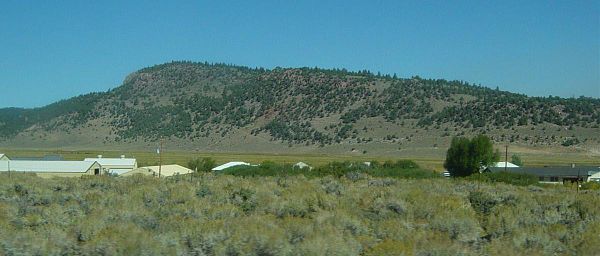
[158,138,163,178]
[192,167,196,182]
[504,144,508,172]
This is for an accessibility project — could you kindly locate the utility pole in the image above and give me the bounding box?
[577,169,580,194]
[158,138,163,178]
[504,144,508,172]
[192,167,196,182]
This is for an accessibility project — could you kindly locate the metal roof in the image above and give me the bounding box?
[0,160,99,173]
[84,158,137,166]
[492,162,519,168]
[11,155,64,161]
[212,162,251,171]
[124,165,193,177]
[294,162,312,169]
[487,166,597,177]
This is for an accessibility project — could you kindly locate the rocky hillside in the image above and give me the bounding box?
[1,61,599,152]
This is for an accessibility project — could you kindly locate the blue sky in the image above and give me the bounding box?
[0,0,598,108]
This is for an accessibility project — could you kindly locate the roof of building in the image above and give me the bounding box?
[84,157,137,166]
[212,162,251,171]
[0,154,7,160]
[293,162,313,170]
[492,162,519,168]
[294,162,310,167]
[487,166,598,177]
[122,164,192,177]
[11,155,64,161]
[0,160,99,173]
[119,167,155,177]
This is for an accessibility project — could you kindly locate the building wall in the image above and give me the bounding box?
[101,165,136,174]
[14,162,102,178]
[35,172,91,178]
[121,168,155,177]
[588,172,600,182]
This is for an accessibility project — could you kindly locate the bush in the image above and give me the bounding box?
[466,171,539,186]
[580,182,600,190]
[187,157,216,173]
[468,191,498,215]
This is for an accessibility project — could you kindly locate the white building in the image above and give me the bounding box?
[0,154,9,161]
[588,168,600,182]
[212,162,252,171]
[0,160,102,178]
[294,162,312,170]
[84,155,137,175]
[492,162,520,168]
[122,164,193,178]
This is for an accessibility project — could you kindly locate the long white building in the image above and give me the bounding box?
[0,160,102,178]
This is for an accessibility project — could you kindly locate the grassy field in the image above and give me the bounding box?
[1,147,599,172]
[0,148,445,170]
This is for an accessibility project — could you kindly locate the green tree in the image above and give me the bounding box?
[187,157,216,173]
[444,135,499,177]
[444,137,471,177]
[469,135,499,171]
[511,154,523,166]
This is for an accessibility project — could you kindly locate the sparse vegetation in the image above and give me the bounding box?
[561,137,580,147]
[511,154,524,166]
[220,160,438,179]
[465,171,539,187]
[0,172,598,255]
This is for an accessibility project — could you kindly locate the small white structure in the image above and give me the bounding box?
[0,160,102,178]
[294,162,312,170]
[492,162,520,168]
[588,168,600,182]
[122,164,193,178]
[212,162,251,171]
[0,154,8,161]
[84,155,137,175]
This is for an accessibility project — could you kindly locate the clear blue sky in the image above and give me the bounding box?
[0,0,598,108]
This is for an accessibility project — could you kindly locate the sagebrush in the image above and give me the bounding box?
[0,173,598,255]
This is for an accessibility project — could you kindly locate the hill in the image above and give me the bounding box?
[1,61,599,155]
